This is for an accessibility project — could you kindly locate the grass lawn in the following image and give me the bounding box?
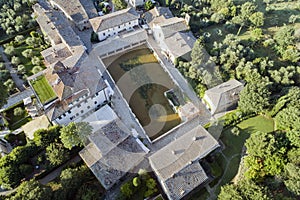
[222,115,274,158]
[30,75,57,104]
[237,115,274,132]
[207,115,275,198]
[14,45,45,76]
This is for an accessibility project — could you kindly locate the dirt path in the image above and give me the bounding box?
[206,153,240,200]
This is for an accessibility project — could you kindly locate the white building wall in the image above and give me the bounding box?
[53,87,113,125]
[203,94,216,114]
[97,19,139,41]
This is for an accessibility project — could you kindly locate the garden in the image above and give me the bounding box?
[94,0,112,15]
[3,31,48,79]
[1,31,49,96]
[30,75,57,104]
[2,102,32,130]
[118,169,159,200]
[192,115,275,199]
[0,0,37,43]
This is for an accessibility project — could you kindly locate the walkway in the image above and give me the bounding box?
[0,46,25,92]
[38,155,82,185]
[0,155,81,196]
[205,153,240,200]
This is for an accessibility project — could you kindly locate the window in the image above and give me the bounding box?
[77,104,81,108]
[58,116,62,120]
[118,25,120,28]
[63,113,66,117]
[129,22,131,25]
[87,106,90,109]
[81,110,84,113]
[103,33,105,36]
[94,101,97,104]
[68,110,71,114]
[76,113,79,116]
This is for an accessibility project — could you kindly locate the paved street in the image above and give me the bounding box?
[0,46,25,92]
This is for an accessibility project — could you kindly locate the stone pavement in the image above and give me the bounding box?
[0,89,34,111]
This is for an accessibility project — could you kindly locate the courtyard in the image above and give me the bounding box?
[103,47,182,140]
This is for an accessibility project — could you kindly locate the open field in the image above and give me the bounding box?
[30,75,57,104]
[214,115,274,195]
[194,115,275,199]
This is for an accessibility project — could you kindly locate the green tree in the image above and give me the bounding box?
[14,35,25,43]
[33,125,61,147]
[60,122,92,150]
[232,2,257,35]
[244,131,287,180]
[269,66,299,85]
[17,64,26,74]
[19,164,34,176]
[11,56,21,66]
[31,56,41,66]
[46,143,69,166]
[218,184,243,200]
[218,180,270,200]
[112,0,127,10]
[210,0,233,12]
[238,82,271,114]
[275,106,300,131]
[144,178,158,198]
[4,79,15,92]
[132,177,141,187]
[120,181,134,198]
[22,49,33,58]
[249,12,264,27]
[76,185,101,200]
[60,165,90,199]
[274,26,295,48]
[31,65,43,74]
[250,28,263,41]
[284,163,300,196]
[0,83,8,108]
[4,46,15,56]
[13,107,24,116]
[11,179,52,200]
[144,0,154,11]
